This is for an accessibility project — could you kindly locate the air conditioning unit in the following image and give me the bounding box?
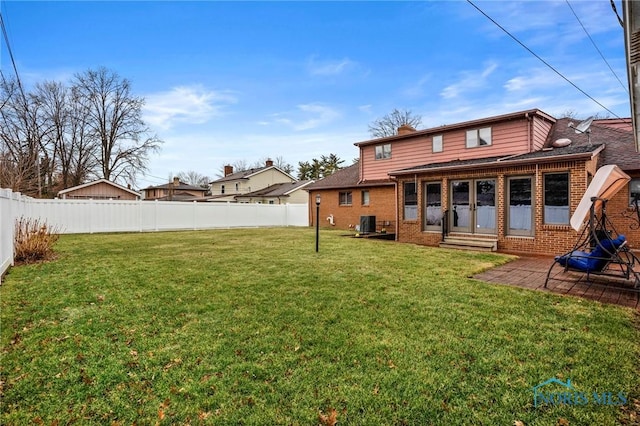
[360,215,376,234]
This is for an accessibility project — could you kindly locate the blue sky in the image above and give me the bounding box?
[1,0,630,188]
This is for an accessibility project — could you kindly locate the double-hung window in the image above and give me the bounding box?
[375,143,391,160]
[466,127,492,148]
[339,191,352,206]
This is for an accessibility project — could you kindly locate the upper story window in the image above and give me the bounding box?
[466,127,492,148]
[375,143,391,160]
[630,178,640,206]
[432,135,443,153]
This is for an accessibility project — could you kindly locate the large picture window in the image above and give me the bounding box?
[466,127,492,148]
[424,182,442,230]
[507,177,533,235]
[339,191,352,206]
[375,143,391,160]
[404,182,417,220]
[544,173,569,224]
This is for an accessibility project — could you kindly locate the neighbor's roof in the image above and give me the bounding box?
[210,165,296,183]
[143,181,207,191]
[354,108,556,147]
[235,180,314,198]
[58,178,140,197]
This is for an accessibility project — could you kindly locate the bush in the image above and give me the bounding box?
[14,217,60,264]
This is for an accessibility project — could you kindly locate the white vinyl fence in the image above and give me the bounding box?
[0,188,309,280]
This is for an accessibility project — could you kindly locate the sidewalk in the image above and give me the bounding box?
[473,255,639,310]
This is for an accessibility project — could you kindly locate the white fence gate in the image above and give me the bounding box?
[0,188,310,280]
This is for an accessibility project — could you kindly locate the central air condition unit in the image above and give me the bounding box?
[360,215,376,234]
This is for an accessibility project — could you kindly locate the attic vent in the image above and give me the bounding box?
[631,30,640,64]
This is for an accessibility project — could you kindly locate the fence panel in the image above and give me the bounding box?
[0,188,310,280]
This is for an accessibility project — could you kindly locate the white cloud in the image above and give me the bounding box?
[143,85,237,131]
[307,56,356,76]
[440,62,498,99]
[268,103,341,131]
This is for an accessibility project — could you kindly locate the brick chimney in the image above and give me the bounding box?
[224,165,234,176]
[265,159,274,167]
[397,124,417,135]
[173,177,180,187]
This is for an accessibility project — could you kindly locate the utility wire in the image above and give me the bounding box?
[0,11,27,106]
[466,0,620,119]
[566,0,628,94]
[610,0,624,28]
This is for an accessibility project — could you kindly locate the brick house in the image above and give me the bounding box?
[306,163,396,232]
[310,109,640,255]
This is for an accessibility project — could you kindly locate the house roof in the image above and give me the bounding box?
[57,178,140,197]
[391,116,640,176]
[210,165,296,183]
[143,181,207,192]
[234,180,314,199]
[305,164,395,190]
[390,144,605,176]
[548,117,640,171]
[354,108,556,147]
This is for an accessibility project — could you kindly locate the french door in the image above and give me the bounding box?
[450,179,496,234]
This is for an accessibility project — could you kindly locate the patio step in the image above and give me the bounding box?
[440,237,497,252]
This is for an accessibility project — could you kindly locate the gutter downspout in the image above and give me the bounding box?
[393,177,399,240]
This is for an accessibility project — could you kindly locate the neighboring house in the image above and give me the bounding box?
[308,109,640,255]
[234,180,314,204]
[209,159,297,202]
[143,177,208,201]
[57,179,140,200]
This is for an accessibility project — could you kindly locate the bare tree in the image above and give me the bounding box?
[71,67,161,185]
[0,76,44,196]
[177,170,211,189]
[368,108,422,138]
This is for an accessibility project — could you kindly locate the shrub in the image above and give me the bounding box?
[13,217,60,264]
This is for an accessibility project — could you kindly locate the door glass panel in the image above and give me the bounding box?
[509,178,532,232]
[452,181,470,229]
[425,183,442,228]
[475,179,496,231]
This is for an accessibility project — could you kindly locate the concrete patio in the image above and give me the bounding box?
[474,255,640,310]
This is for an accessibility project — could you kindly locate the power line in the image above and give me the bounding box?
[0,11,27,105]
[566,0,628,94]
[466,0,621,119]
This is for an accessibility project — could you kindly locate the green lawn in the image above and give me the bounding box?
[1,228,638,425]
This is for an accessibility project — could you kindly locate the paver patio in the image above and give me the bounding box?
[473,255,640,310]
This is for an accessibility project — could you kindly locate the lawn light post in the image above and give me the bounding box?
[315,193,321,252]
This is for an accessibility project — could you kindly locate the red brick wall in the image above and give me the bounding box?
[394,158,640,255]
[308,186,396,231]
